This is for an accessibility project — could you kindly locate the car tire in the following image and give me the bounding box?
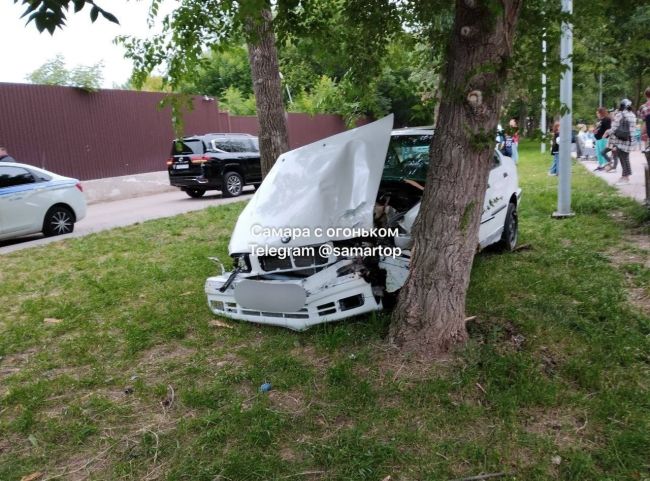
[222,171,243,197]
[184,188,206,198]
[43,205,75,237]
[499,202,518,251]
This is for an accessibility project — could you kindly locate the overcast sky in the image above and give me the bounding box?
[0,0,176,88]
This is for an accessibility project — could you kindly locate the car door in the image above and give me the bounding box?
[210,139,242,179]
[229,137,261,182]
[479,151,509,246]
[0,165,41,236]
[244,138,262,182]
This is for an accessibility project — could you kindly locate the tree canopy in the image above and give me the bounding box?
[13,0,117,33]
[26,54,104,91]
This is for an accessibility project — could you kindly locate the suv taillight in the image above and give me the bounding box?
[190,155,210,164]
[75,183,83,192]
[166,157,173,166]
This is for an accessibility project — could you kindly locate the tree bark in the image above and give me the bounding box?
[389,0,523,357]
[246,7,289,177]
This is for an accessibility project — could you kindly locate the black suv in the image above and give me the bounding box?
[167,133,262,198]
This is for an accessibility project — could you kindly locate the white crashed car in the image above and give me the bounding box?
[206,115,521,330]
[0,162,86,241]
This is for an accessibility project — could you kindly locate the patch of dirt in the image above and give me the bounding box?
[237,381,257,410]
[628,287,650,315]
[268,390,306,414]
[42,365,92,381]
[466,317,527,354]
[279,445,300,462]
[609,238,650,270]
[139,343,196,366]
[125,343,199,383]
[523,407,593,450]
[206,352,243,371]
[606,234,650,315]
[0,347,38,382]
[38,399,196,480]
[0,436,16,455]
[626,233,650,252]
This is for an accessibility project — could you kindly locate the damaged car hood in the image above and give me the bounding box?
[229,115,394,253]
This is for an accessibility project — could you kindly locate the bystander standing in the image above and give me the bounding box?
[0,146,17,163]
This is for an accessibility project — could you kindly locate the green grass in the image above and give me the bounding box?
[0,141,648,480]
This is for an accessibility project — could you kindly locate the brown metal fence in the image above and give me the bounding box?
[0,83,351,181]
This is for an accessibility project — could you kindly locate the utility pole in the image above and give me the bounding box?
[541,30,547,153]
[554,0,574,218]
[598,72,603,107]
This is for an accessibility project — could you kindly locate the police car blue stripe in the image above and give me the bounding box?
[0,180,77,197]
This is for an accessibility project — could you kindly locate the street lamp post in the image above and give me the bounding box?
[553,0,575,218]
[541,30,547,154]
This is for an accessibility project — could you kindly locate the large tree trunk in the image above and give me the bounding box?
[389,0,522,357]
[246,7,289,177]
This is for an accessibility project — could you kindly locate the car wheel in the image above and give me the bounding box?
[222,171,243,197]
[43,206,75,237]
[500,202,518,251]
[184,188,206,198]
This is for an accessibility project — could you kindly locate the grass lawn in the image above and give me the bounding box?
[0,141,648,481]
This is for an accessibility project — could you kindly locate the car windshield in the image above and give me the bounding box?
[172,139,204,156]
[382,134,431,182]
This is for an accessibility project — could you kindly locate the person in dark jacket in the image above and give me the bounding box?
[548,122,560,176]
[0,147,17,163]
[594,107,612,170]
[604,99,636,184]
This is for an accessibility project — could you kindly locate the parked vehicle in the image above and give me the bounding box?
[205,116,522,330]
[0,162,86,240]
[167,133,262,198]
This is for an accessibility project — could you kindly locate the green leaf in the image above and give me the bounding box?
[73,0,86,13]
[100,9,119,25]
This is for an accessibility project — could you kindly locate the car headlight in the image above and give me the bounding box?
[232,254,251,272]
[210,300,224,311]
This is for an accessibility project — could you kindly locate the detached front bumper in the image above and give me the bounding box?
[204,261,382,331]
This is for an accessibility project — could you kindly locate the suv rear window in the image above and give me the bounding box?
[229,139,255,152]
[212,138,258,153]
[171,139,204,156]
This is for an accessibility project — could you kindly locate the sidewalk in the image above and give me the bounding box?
[581,150,648,203]
[82,170,176,204]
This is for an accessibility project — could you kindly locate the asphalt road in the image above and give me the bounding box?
[0,188,253,255]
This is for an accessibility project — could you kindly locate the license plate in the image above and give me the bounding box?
[173,164,189,170]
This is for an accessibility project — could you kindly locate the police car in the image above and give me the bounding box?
[0,162,86,241]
